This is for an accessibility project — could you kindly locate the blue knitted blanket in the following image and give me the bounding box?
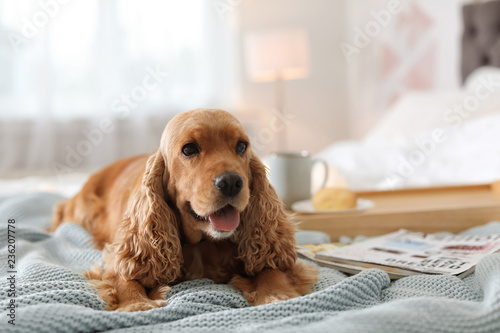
[1,192,499,333]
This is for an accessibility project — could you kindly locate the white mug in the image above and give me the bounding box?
[268,151,329,209]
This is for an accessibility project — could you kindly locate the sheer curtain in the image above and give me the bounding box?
[0,0,239,173]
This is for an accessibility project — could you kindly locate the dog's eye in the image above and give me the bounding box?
[182,143,200,157]
[235,140,248,156]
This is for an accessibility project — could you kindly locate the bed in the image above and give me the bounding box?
[2,2,500,332]
[0,192,499,332]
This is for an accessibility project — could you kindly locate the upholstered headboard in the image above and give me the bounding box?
[462,0,500,82]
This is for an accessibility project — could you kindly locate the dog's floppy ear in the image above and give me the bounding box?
[113,150,182,287]
[237,149,297,276]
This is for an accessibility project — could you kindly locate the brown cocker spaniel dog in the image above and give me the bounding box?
[50,108,318,312]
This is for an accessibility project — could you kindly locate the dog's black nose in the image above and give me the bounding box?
[214,172,243,197]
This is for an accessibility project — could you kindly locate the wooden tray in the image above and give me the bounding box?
[295,181,500,241]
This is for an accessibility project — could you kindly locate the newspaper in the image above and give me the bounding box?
[302,230,500,279]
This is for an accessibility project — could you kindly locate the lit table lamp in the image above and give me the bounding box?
[244,28,310,151]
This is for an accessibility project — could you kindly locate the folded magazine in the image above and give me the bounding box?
[298,230,500,279]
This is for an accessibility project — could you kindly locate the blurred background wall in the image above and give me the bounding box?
[0,0,478,177]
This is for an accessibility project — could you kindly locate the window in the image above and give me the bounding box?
[0,0,238,120]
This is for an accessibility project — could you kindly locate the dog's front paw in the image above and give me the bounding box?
[116,299,166,312]
[231,262,318,306]
[241,288,300,306]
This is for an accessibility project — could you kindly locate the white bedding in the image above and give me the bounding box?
[317,112,500,191]
[367,67,500,141]
[316,65,500,191]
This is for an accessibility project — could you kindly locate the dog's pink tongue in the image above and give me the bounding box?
[209,206,240,231]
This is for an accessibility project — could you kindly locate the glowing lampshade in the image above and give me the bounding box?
[244,28,310,82]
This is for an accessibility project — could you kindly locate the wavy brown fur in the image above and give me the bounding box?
[51,108,318,311]
[113,150,182,287]
[237,152,297,275]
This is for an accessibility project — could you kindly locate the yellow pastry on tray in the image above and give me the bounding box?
[312,187,357,211]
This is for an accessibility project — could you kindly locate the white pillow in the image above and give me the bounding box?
[365,90,462,140]
[464,66,500,92]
